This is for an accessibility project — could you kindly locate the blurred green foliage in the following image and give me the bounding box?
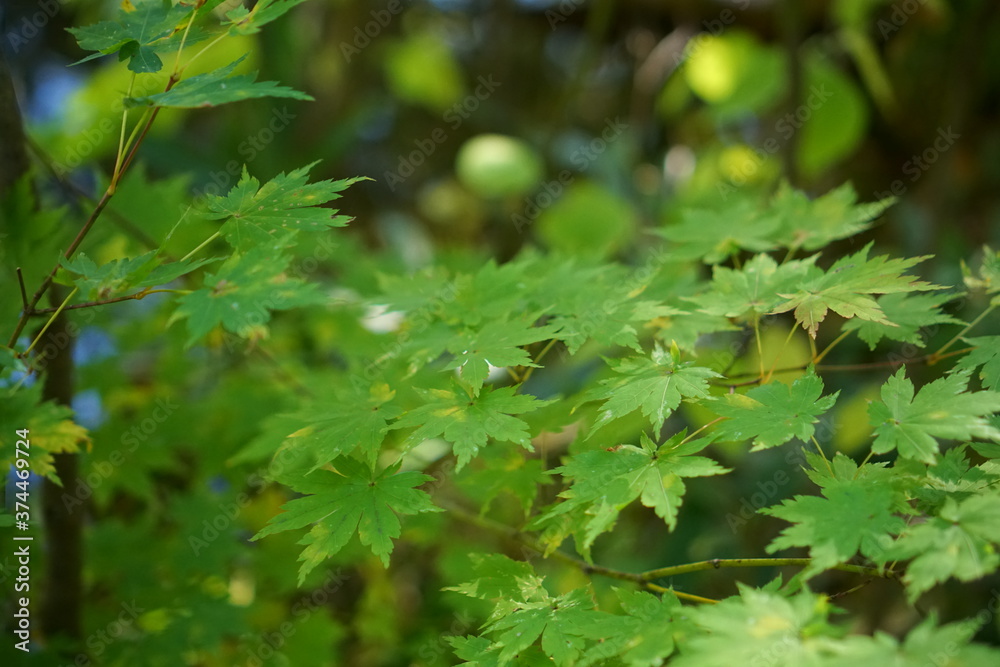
[1,0,1000,665]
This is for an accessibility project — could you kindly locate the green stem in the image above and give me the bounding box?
[811,435,834,477]
[679,417,723,445]
[24,287,78,355]
[7,65,184,348]
[753,316,765,382]
[29,288,188,315]
[109,73,137,193]
[930,302,996,363]
[719,346,976,382]
[180,231,221,263]
[439,500,717,603]
[182,32,228,75]
[764,324,798,383]
[813,330,850,365]
[641,557,894,581]
[520,337,558,384]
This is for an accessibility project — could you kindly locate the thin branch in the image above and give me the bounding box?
[440,501,898,609]
[813,329,850,365]
[520,338,558,384]
[6,66,185,348]
[929,302,996,363]
[25,287,78,355]
[16,267,28,311]
[828,578,874,601]
[28,288,182,315]
[719,346,975,382]
[640,558,895,581]
[438,500,717,603]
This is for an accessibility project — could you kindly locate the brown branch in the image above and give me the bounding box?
[716,346,975,387]
[6,74,181,349]
[16,267,29,311]
[28,289,173,315]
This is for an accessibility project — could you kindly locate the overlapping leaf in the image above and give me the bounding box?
[448,555,618,666]
[697,253,819,320]
[444,320,561,393]
[171,239,324,345]
[772,243,939,337]
[533,433,727,554]
[275,383,400,472]
[200,161,362,250]
[69,1,192,73]
[127,55,312,108]
[884,493,1000,600]
[252,459,439,583]
[530,257,680,354]
[711,369,838,450]
[582,344,719,433]
[391,384,551,469]
[657,196,777,263]
[841,291,963,349]
[657,183,893,264]
[224,0,312,35]
[767,181,895,251]
[869,369,1000,464]
[59,251,217,300]
[670,586,836,667]
[956,336,1000,390]
[961,245,1000,302]
[762,454,908,577]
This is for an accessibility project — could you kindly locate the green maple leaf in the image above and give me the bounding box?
[276,384,400,472]
[768,181,895,251]
[224,0,312,35]
[201,162,362,251]
[448,635,503,667]
[711,369,838,450]
[59,251,217,300]
[914,445,1000,504]
[894,615,1000,665]
[771,242,939,337]
[869,369,1000,464]
[885,494,1000,600]
[486,587,596,665]
[841,292,963,350]
[534,433,728,553]
[582,344,720,432]
[762,454,907,577]
[828,614,1000,665]
[444,320,561,393]
[391,385,552,470]
[446,553,538,601]
[252,459,440,583]
[127,55,312,108]
[171,239,324,345]
[657,196,778,264]
[59,252,157,299]
[69,1,192,73]
[696,253,820,320]
[961,245,1000,302]
[956,336,1000,390]
[575,589,685,666]
[528,257,681,354]
[449,555,601,666]
[457,445,549,516]
[670,586,836,667]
